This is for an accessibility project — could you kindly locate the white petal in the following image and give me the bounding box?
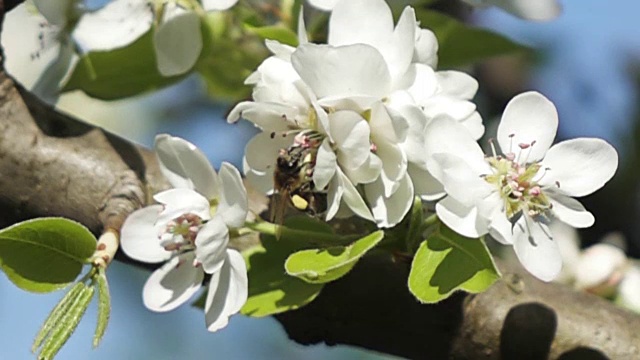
[227,101,294,131]
[337,168,374,221]
[313,140,337,190]
[413,29,438,67]
[202,0,239,11]
[291,43,391,99]
[33,0,73,26]
[402,64,438,104]
[618,267,640,312]
[245,167,272,195]
[205,250,248,332]
[424,117,487,177]
[326,174,345,221]
[366,173,413,228]
[154,188,211,223]
[383,6,416,81]
[539,138,618,197]
[217,162,249,228]
[154,3,202,76]
[436,197,489,238]
[548,192,594,228]
[421,97,476,121]
[431,153,494,207]
[328,0,393,48]
[377,140,407,189]
[297,7,308,44]
[549,221,581,284]
[496,91,558,162]
[488,210,514,245]
[343,154,382,185]
[195,216,229,274]
[1,4,64,97]
[436,71,479,100]
[574,243,626,290]
[72,0,153,51]
[369,101,402,144]
[491,0,561,21]
[120,205,172,263]
[458,111,485,141]
[155,134,220,198]
[408,163,445,200]
[32,40,76,104]
[512,217,562,282]
[143,252,203,312]
[307,0,340,11]
[330,111,371,169]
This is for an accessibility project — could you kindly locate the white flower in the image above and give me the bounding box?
[1,0,81,103]
[462,0,562,21]
[618,266,640,313]
[574,241,627,296]
[229,0,482,227]
[120,135,248,332]
[424,91,618,281]
[73,0,238,76]
[306,0,340,11]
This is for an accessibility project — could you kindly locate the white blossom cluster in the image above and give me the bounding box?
[230,0,618,281]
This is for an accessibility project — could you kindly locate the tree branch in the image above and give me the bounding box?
[0,2,639,359]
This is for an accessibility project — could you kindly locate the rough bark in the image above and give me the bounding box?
[1,2,639,359]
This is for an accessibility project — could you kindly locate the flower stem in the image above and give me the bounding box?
[244,220,349,246]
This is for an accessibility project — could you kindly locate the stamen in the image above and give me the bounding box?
[488,138,498,158]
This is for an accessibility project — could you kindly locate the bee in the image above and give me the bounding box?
[270,130,328,228]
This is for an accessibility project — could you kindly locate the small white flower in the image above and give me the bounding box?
[1,0,81,103]
[120,135,248,332]
[618,266,640,313]
[574,242,627,296]
[73,0,238,76]
[424,91,618,281]
[462,0,562,21]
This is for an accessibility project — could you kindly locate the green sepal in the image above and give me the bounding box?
[93,268,111,348]
[32,282,85,353]
[285,230,384,284]
[37,283,95,360]
[408,223,500,303]
[244,24,299,47]
[0,218,96,293]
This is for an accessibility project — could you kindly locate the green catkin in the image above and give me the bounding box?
[38,284,95,360]
[93,269,111,348]
[32,282,85,353]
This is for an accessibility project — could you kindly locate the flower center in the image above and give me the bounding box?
[483,139,551,219]
[159,213,203,252]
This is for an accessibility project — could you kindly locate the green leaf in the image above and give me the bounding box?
[408,223,500,303]
[0,218,97,293]
[285,230,384,284]
[63,31,185,100]
[417,10,529,68]
[240,217,327,317]
[38,283,95,360]
[93,268,111,348]
[245,24,299,47]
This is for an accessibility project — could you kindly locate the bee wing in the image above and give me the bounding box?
[269,191,288,240]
